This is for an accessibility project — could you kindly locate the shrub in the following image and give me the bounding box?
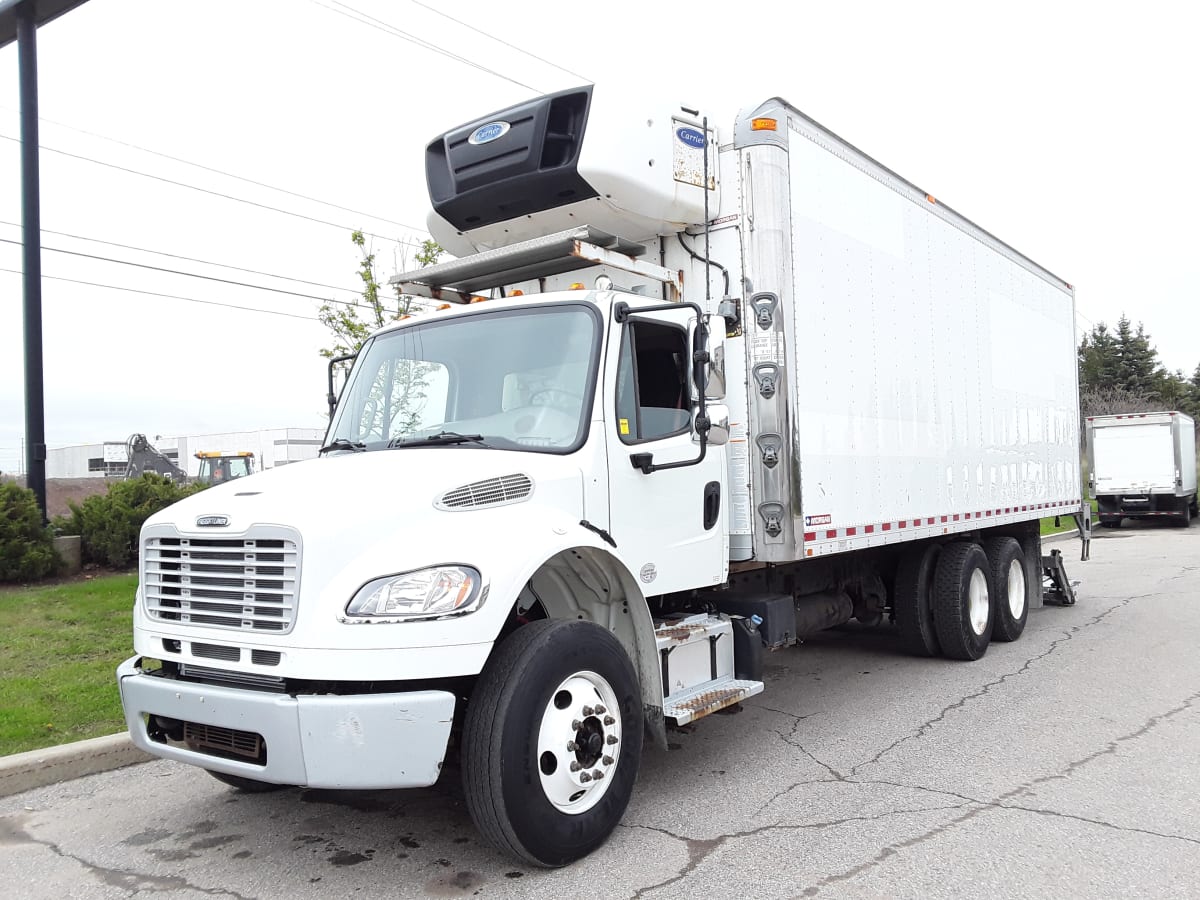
[0,482,62,583]
[63,475,205,569]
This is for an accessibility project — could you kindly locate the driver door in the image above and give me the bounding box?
[603,305,727,596]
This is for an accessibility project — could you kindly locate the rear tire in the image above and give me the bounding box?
[892,544,942,657]
[1178,505,1192,527]
[462,619,642,867]
[982,537,1028,642]
[205,770,286,793]
[932,542,993,660]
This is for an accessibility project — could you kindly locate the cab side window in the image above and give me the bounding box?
[615,320,691,444]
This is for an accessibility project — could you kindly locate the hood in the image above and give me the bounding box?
[148,448,587,541]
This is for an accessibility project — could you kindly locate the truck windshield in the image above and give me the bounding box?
[327,304,601,453]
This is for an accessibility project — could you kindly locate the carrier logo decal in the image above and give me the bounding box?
[804,514,831,527]
[469,121,510,145]
[675,126,706,149]
[196,515,230,527]
[639,563,657,584]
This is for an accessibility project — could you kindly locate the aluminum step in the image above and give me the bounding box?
[662,676,764,726]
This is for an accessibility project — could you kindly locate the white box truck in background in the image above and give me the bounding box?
[118,85,1089,866]
[1087,411,1198,526]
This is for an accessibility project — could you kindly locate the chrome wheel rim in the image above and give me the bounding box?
[536,670,621,815]
[968,568,990,635]
[1007,558,1026,619]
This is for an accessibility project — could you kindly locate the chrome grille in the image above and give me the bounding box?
[437,473,533,510]
[143,531,299,633]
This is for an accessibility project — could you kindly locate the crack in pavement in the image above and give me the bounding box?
[750,703,844,781]
[0,813,255,899]
[849,593,1149,777]
[622,802,972,899]
[799,689,1200,895]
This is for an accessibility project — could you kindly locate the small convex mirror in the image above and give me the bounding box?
[705,343,727,401]
[704,403,730,446]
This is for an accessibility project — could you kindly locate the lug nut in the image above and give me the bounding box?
[566,741,578,752]
[571,719,582,730]
[604,715,615,725]
[570,761,582,772]
[606,735,619,745]
[582,706,594,716]
[579,772,592,783]
[594,705,606,715]
[602,755,614,766]
[592,769,604,780]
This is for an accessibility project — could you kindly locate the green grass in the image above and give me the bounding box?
[1040,499,1099,537]
[0,573,136,756]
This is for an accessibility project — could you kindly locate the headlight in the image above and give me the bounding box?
[343,565,485,621]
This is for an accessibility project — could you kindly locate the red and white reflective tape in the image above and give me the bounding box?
[803,500,1083,543]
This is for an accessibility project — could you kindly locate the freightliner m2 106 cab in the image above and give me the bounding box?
[118,85,1089,866]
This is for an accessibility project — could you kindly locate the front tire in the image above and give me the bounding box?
[462,619,642,867]
[932,543,993,660]
[983,537,1028,642]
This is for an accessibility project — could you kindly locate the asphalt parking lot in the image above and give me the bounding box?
[2,523,1197,899]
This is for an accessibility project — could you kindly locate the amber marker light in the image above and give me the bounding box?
[751,117,777,131]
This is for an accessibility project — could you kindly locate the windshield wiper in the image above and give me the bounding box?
[319,437,366,454]
[387,431,489,449]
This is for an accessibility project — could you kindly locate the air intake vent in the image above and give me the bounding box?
[193,643,240,662]
[436,474,533,510]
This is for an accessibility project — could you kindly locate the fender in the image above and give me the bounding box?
[480,514,667,749]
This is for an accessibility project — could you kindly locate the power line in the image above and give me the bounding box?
[0,219,362,296]
[0,133,425,248]
[0,237,357,306]
[310,0,540,93]
[0,266,322,321]
[0,104,430,235]
[406,0,590,84]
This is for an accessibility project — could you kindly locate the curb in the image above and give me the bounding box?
[0,732,151,799]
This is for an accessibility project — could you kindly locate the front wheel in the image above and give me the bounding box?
[462,619,642,867]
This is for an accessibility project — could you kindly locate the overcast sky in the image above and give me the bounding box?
[2,0,1197,475]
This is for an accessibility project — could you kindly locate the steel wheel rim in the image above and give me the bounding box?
[536,670,622,815]
[967,568,990,635]
[1006,558,1026,619]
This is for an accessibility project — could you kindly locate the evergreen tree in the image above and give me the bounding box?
[1112,315,1160,396]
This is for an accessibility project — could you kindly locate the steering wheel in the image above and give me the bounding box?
[528,388,584,412]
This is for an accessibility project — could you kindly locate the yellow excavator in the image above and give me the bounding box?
[194,451,255,485]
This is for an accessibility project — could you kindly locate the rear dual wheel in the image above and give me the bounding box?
[932,543,994,660]
[982,537,1028,642]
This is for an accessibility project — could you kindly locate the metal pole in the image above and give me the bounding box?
[17,0,47,522]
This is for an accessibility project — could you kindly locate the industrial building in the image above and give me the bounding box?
[47,428,324,478]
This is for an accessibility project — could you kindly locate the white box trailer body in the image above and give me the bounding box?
[1087,411,1198,525]
[118,84,1088,868]
[722,101,1082,562]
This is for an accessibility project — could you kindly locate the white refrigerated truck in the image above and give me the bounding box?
[1087,411,1197,526]
[117,85,1088,866]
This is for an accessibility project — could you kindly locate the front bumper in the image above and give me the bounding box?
[117,657,455,789]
